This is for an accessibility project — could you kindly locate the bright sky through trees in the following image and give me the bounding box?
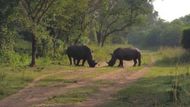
[153,0,190,22]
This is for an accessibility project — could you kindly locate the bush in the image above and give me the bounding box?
[182,29,190,50]
[111,35,125,44]
[0,51,29,66]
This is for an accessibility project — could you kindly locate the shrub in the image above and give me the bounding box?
[182,29,190,50]
[0,51,29,66]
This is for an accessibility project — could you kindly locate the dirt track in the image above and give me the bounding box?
[0,58,154,107]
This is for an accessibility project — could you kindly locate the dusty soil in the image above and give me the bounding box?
[0,58,154,107]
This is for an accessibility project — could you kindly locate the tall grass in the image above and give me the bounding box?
[156,47,190,66]
[89,44,133,62]
[101,47,190,107]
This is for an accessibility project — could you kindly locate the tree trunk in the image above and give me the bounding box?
[74,34,82,45]
[52,30,58,58]
[101,36,106,47]
[52,38,56,58]
[96,31,102,46]
[29,35,37,67]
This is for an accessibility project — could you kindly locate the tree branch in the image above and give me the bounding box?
[104,21,133,38]
[33,0,46,22]
[36,0,56,24]
[20,0,34,21]
[33,0,44,19]
[103,14,120,36]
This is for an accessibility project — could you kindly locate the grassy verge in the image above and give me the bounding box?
[102,66,190,107]
[102,47,190,107]
[46,85,98,104]
[0,65,86,100]
[36,67,119,87]
[43,80,116,105]
[89,44,132,62]
[0,44,152,100]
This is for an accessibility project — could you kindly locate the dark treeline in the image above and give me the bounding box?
[127,15,190,48]
[0,0,189,67]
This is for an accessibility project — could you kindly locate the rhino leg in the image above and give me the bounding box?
[73,58,77,65]
[68,56,72,65]
[118,60,123,67]
[76,59,81,66]
[133,59,137,66]
[82,59,86,66]
[138,57,141,66]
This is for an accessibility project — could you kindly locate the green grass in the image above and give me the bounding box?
[2,44,190,107]
[0,44,153,100]
[15,39,31,50]
[0,64,86,100]
[44,79,116,105]
[102,66,190,107]
[0,66,39,99]
[102,47,190,107]
[89,44,133,62]
[36,67,119,87]
[155,47,190,66]
[46,85,99,104]
[93,79,116,87]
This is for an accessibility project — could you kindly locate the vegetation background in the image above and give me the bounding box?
[0,0,190,107]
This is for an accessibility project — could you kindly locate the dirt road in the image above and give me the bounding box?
[0,59,154,107]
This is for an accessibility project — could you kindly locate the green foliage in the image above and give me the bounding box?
[127,20,183,48]
[182,29,190,50]
[0,65,57,100]
[37,57,52,66]
[111,35,126,44]
[0,0,19,24]
[0,0,156,67]
[102,48,190,107]
[0,26,16,52]
[0,51,30,66]
[0,71,6,81]
[0,0,19,52]
[102,67,190,107]
[93,0,154,46]
[46,0,92,45]
[89,44,132,62]
[0,0,188,67]
[156,47,190,66]
[176,14,190,25]
[37,36,53,57]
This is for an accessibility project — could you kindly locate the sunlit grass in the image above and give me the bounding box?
[2,45,189,107]
[102,47,190,107]
[0,65,84,100]
[44,79,116,105]
[0,44,153,100]
[46,85,99,104]
[89,44,132,62]
[36,67,120,87]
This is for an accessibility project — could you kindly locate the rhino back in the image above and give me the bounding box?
[113,48,140,60]
[67,45,92,59]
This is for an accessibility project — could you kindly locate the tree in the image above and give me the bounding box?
[93,0,153,47]
[0,0,19,52]
[19,0,56,67]
[47,0,99,45]
[182,29,190,50]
